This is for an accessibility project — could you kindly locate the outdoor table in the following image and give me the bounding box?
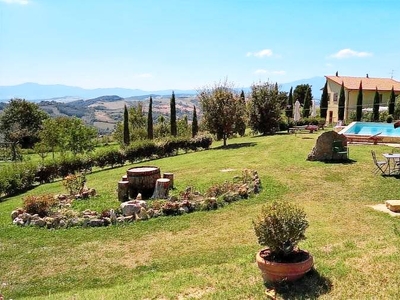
[383,153,400,175]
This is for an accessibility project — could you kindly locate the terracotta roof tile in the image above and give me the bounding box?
[325,75,400,92]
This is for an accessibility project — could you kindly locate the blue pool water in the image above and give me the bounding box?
[339,122,400,137]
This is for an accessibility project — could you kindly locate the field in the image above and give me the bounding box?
[1,132,400,299]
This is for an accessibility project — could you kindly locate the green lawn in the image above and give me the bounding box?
[1,132,400,299]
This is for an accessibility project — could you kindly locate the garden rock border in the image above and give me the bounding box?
[11,169,261,229]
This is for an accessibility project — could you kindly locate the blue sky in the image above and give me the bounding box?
[1,0,400,91]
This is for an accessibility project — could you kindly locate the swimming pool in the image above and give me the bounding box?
[339,122,400,143]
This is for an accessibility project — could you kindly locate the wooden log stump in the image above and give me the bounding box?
[118,180,130,202]
[163,172,174,189]
[121,175,128,181]
[152,178,170,199]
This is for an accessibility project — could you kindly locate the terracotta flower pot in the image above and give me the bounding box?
[256,248,314,282]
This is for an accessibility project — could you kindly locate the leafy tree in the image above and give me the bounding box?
[123,104,130,146]
[320,81,328,119]
[147,96,153,139]
[293,84,312,105]
[39,118,61,159]
[0,98,48,154]
[33,141,49,163]
[154,115,169,138]
[66,118,97,156]
[248,81,283,135]
[235,90,247,136]
[373,87,380,121]
[170,91,177,137]
[356,81,363,121]
[192,105,198,138]
[393,95,400,119]
[338,82,345,121]
[389,86,396,115]
[129,103,147,141]
[302,88,311,118]
[198,80,242,146]
[40,116,97,157]
[286,87,293,118]
[177,115,190,137]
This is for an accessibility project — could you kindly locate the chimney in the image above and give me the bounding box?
[336,71,338,76]
[366,74,369,78]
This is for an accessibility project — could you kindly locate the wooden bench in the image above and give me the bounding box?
[346,134,383,145]
[289,125,319,134]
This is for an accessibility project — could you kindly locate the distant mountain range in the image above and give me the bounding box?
[0,77,326,102]
[0,82,198,102]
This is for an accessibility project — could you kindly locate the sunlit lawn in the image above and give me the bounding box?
[1,131,400,299]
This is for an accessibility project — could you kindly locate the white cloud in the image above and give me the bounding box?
[254,69,267,74]
[254,69,285,75]
[0,0,30,4]
[247,49,274,58]
[330,48,372,59]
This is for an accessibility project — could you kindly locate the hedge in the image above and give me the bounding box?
[0,135,213,198]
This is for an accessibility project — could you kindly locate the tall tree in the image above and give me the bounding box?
[373,87,380,121]
[0,98,48,150]
[147,96,153,139]
[338,82,345,121]
[170,91,177,137]
[192,105,198,138]
[235,90,247,136]
[123,104,130,146]
[248,81,283,135]
[302,88,311,118]
[389,86,396,115]
[286,87,293,118]
[320,81,328,119]
[293,84,312,105]
[356,81,363,121]
[198,80,241,146]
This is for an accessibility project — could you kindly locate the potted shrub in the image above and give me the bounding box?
[253,200,314,282]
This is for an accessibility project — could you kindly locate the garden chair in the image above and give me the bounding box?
[371,150,388,175]
[332,140,348,160]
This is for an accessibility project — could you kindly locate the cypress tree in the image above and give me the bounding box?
[302,88,311,118]
[338,82,345,121]
[286,87,293,118]
[356,81,363,121]
[320,81,328,119]
[192,105,198,138]
[147,96,153,139]
[373,87,380,121]
[123,104,130,146]
[170,91,177,137]
[235,90,246,136]
[389,86,396,115]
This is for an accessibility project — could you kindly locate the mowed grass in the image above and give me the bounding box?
[1,132,400,299]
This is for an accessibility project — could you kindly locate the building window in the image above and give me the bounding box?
[331,92,338,103]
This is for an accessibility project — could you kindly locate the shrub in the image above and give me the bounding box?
[36,161,59,183]
[387,114,394,123]
[0,162,37,196]
[94,148,125,168]
[253,200,308,259]
[23,194,56,217]
[62,173,86,195]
